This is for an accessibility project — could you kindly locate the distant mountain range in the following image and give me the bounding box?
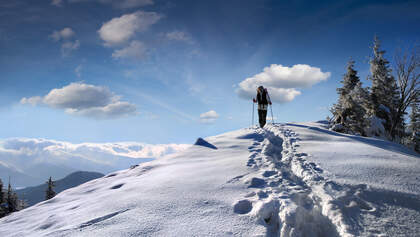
[0,138,189,187]
[16,171,104,207]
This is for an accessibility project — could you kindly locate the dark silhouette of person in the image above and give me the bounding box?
[253,86,271,128]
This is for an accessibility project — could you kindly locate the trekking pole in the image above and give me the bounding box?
[266,91,275,124]
[270,104,274,124]
[251,100,255,127]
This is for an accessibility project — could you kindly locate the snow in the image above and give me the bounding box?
[0,122,419,236]
[365,116,386,138]
[289,122,419,194]
[275,122,420,236]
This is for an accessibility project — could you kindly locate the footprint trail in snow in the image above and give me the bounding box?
[232,124,372,237]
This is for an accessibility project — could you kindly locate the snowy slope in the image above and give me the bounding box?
[0,123,419,237]
[16,171,105,207]
[266,123,420,236]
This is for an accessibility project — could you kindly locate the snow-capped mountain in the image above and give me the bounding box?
[0,122,419,236]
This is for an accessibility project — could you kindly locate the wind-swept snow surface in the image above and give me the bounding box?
[0,123,419,237]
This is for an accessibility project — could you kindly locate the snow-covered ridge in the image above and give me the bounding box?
[0,123,419,236]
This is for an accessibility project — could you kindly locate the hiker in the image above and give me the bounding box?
[253,86,271,128]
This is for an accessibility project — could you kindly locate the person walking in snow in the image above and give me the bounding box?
[253,86,271,128]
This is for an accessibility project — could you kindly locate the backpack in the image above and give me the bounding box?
[257,89,268,104]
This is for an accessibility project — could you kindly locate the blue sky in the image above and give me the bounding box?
[1,0,420,144]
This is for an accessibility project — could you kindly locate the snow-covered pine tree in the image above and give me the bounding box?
[348,82,369,135]
[45,177,56,200]
[0,178,4,218]
[368,36,400,138]
[387,72,404,140]
[330,100,345,132]
[0,178,3,204]
[6,182,18,214]
[331,59,359,126]
[331,60,367,135]
[409,99,420,152]
[338,59,360,95]
[16,195,27,211]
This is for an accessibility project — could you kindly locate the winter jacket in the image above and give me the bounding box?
[256,88,271,110]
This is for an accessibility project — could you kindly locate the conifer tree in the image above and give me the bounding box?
[387,74,404,139]
[331,60,367,135]
[409,99,420,152]
[348,82,369,135]
[338,59,360,95]
[6,182,18,214]
[0,178,4,218]
[16,196,27,211]
[45,177,56,200]
[0,178,3,204]
[368,36,400,138]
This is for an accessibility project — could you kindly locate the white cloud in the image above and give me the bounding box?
[98,11,162,46]
[0,137,189,186]
[20,96,42,106]
[112,40,147,60]
[61,40,80,56]
[200,110,219,124]
[43,83,112,109]
[50,27,75,41]
[75,64,83,78]
[66,101,137,119]
[236,64,330,103]
[50,28,79,56]
[166,30,193,44]
[21,82,137,119]
[51,0,63,7]
[69,0,154,9]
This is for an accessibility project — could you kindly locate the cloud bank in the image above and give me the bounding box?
[0,137,190,187]
[200,110,219,124]
[21,82,137,119]
[1,138,189,160]
[236,64,330,103]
